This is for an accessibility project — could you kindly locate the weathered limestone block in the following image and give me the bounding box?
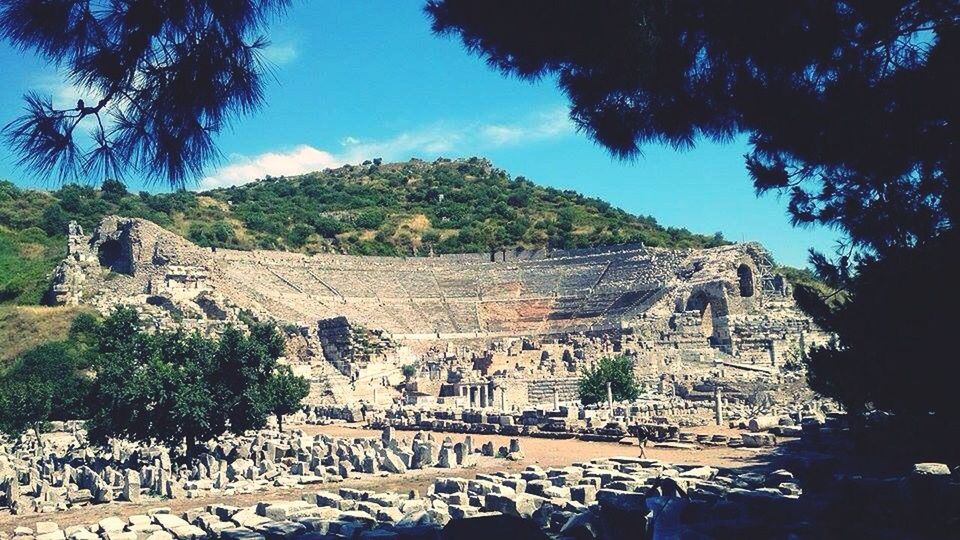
[304,491,347,510]
[230,509,271,529]
[433,478,468,495]
[411,442,435,469]
[380,451,407,474]
[570,484,598,504]
[219,528,265,540]
[97,517,126,533]
[912,463,951,477]
[256,500,314,520]
[122,470,141,502]
[484,492,549,518]
[436,446,453,468]
[252,521,306,540]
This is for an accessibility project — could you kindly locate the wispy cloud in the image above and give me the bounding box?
[31,74,92,109]
[200,106,573,189]
[262,42,298,65]
[478,107,571,146]
[25,74,101,134]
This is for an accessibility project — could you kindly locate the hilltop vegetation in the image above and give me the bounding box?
[0,157,726,305]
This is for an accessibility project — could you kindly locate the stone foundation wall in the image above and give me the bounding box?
[526,378,580,405]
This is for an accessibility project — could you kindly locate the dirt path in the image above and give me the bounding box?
[1,424,767,532]
[304,423,761,470]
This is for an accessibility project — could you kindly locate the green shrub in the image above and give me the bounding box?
[578,356,639,406]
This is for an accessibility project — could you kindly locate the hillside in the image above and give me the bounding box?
[0,306,94,364]
[0,157,726,305]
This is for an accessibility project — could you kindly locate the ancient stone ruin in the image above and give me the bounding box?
[8,217,952,539]
[48,216,827,411]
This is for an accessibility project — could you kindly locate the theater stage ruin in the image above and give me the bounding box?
[49,216,826,412]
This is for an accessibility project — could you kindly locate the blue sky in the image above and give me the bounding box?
[0,1,841,267]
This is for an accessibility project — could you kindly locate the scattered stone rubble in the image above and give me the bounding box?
[0,426,517,518]
[7,421,960,539]
[6,445,813,539]
[304,396,833,450]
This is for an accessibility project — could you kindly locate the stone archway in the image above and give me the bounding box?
[98,239,123,269]
[686,288,729,344]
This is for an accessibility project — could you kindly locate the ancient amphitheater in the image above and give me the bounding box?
[49,216,824,410]
[2,216,854,539]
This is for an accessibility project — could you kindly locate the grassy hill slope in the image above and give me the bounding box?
[0,306,93,364]
[1,157,727,305]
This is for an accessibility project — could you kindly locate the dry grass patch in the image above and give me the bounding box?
[0,305,94,364]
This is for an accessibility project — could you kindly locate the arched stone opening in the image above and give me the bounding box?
[686,290,726,344]
[98,239,123,269]
[737,264,755,297]
[700,302,714,339]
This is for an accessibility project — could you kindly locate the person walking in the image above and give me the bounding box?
[635,425,650,458]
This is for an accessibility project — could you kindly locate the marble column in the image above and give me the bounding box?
[714,385,724,426]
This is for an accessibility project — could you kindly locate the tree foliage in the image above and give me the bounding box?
[265,364,310,432]
[0,376,51,443]
[578,356,639,406]
[801,231,959,420]
[0,0,289,187]
[85,307,303,454]
[428,1,958,254]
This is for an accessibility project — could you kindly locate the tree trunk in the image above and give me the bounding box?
[277,413,283,433]
[185,435,199,459]
[32,424,43,449]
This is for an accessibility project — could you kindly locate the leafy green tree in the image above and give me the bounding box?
[481,222,508,259]
[420,229,441,246]
[355,209,386,229]
[188,221,238,248]
[578,356,639,406]
[86,308,291,456]
[68,312,101,349]
[0,341,92,443]
[39,203,69,236]
[286,224,314,248]
[402,364,417,380]
[265,365,310,432]
[100,179,128,203]
[0,376,51,444]
[311,216,344,239]
[209,222,238,245]
[8,342,91,419]
[800,233,959,422]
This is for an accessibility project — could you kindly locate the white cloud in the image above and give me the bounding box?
[262,42,298,65]
[200,106,574,188]
[200,145,341,189]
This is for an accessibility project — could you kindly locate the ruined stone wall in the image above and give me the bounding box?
[526,377,580,405]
